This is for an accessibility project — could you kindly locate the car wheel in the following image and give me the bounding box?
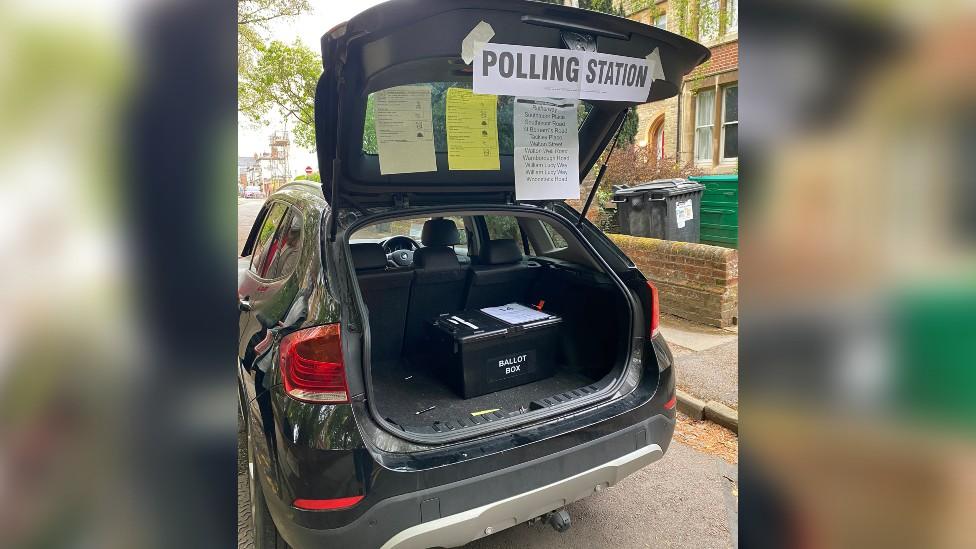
[246,424,291,549]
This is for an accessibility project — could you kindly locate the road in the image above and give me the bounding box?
[237,198,265,252]
[237,199,737,548]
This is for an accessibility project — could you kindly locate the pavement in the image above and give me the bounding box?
[660,315,738,410]
[464,442,736,549]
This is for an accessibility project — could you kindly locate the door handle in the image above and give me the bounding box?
[239,299,252,312]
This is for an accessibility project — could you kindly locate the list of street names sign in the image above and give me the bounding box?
[513,98,579,200]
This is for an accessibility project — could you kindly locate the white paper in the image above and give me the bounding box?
[514,148,578,200]
[374,86,437,175]
[481,303,552,325]
[577,50,656,102]
[513,97,579,200]
[675,199,693,229]
[461,21,495,64]
[474,43,656,102]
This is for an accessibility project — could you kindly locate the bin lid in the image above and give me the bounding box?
[612,178,704,197]
[689,174,738,183]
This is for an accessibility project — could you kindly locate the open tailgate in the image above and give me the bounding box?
[315,0,709,207]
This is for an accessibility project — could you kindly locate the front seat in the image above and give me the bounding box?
[350,243,413,362]
[403,218,468,356]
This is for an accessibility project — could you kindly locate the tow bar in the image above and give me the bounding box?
[532,509,572,532]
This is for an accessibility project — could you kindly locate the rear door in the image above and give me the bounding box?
[238,201,299,361]
[315,0,709,208]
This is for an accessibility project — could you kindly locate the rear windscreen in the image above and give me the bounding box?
[362,82,592,157]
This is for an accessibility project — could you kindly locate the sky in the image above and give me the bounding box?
[237,0,388,176]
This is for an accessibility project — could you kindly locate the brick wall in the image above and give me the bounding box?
[687,40,738,81]
[608,234,738,327]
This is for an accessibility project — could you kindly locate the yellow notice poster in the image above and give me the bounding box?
[446,88,500,171]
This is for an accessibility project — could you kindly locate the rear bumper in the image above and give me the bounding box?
[270,411,674,549]
[382,442,663,549]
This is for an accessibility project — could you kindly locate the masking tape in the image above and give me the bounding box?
[461,21,495,64]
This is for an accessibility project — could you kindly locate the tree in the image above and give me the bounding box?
[617,107,639,144]
[294,172,321,182]
[579,0,625,15]
[239,40,322,149]
[604,145,702,186]
[238,0,312,71]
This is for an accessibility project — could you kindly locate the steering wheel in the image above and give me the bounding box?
[382,235,421,267]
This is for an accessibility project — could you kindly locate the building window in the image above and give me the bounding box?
[721,85,738,161]
[647,116,665,161]
[654,13,667,30]
[694,89,715,163]
[699,0,720,42]
[654,122,665,160]
[726,0,738,33]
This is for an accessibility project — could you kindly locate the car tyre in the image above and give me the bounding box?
[246,420,291,549]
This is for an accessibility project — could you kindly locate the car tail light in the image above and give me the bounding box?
[647,281,660,336]
[293,495,363,511]
[280,324,348,403]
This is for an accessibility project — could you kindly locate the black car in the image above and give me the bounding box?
[238,2,708,547]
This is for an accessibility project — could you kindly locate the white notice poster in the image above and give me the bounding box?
[474,43,656,102]
[374,86,436,175]
[675,199,693,228]
[513,98,579,200]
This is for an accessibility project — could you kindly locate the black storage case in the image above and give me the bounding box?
[428,308,562,399]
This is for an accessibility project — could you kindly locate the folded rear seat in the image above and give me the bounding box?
[350,243,413,361]
[465,239,540,309]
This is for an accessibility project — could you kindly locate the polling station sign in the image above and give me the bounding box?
[473,43,663,102]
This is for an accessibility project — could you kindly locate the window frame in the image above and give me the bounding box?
[250,202,304,282]
[694,89,716,165]
[720,84,738,163]
[248,202,288,273]
[262,207,305,280]
[541,219,569,251]
[241,202,274,258]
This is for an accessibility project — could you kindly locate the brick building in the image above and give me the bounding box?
[625,0,738,174]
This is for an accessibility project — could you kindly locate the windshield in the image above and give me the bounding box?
[351,215,469,254]
[362,82,592,156]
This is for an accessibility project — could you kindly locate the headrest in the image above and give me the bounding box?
[482,239,522,265]
[421,218,460,247]
[413,246,459,271]
[350,243,387,271]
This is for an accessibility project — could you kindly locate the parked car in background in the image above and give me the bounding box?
[239,2,708,548]
[244,185,263,199]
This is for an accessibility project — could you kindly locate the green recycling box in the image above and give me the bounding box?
[690,174,738,248]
